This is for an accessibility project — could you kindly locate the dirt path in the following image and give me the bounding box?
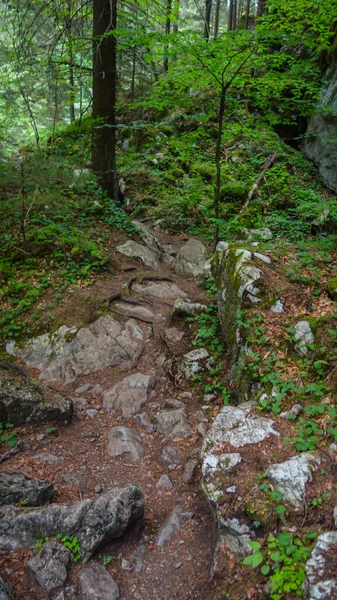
[0,230,220,600]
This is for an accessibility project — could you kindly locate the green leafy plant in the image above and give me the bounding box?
[0,423,19,448]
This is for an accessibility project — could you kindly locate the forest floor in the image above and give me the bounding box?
[0,227,228,600]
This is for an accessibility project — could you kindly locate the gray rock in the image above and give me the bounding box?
[163,398,185,409]
[182,459,198,484]
[65,585,76,597]
[172,298,207,317]
[0,576,13,600]
[117,240,160,270]
[280,404,303,419]
[160,446,181,468]
[7,317,149,384]
[244,227,273,241]
[156,507,183,546]
[131,544,148,572]
[198,423,207,438]
[60,472,84,486]
[219,518,253,557]
[27,541,72,591]
[202,403,279,450]
[102,373,154,418]
[0,472,54,506]
[91,384,103,396]
[173,239,206,278]
[156,475,173,491]
[133,221,164,256]
[133,282,186,301]
[271,299,284,314]
[34,452,62,465]
[133,412,156,433]
[75,384,91,394]
[304,532,337,599]
[107,427,144,461]
[156,409,191,439]
[0,485,144,559]
[294,321,314,357]
[266,453,321,507]
[202,453,242,478]
[0,379,72,427]
[334,506,337,528]
[303,59,337,192]
[180,348,210,379]
[115,304,155,323]
[253,252,271,264]
[78,561,119,600]
[164,327,185,343]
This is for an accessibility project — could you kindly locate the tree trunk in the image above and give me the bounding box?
[92,0,118,201]
[257,0,266,18]
[173,0,179,33]
[244,0,250,28]
[203,0,212,40]
[232,0,237,29]
[213,0,220,39]
[66,0,75,122]
[213,85,226,250]
[163,0,172,72]
[228,0,233,30]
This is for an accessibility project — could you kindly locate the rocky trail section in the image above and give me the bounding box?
[1,224,337,600]
[0,227,216,600]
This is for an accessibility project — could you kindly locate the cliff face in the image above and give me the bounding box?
[303,58,337,192]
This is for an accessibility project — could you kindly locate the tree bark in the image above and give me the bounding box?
[213,0,220,39]
[244,0,250,28]
[163,0,172,72]
[203,0,212,40]
[213,85,226,249]
[228,0,233,30]
[173,0,179,33]
[257,0,266,18]
[92,0,118,201]
[66,0,75,122]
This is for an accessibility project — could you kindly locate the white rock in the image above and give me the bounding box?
[271,299,284,313]
[294,321,314,357]
[254,252,271,264]
[304,532,337,600]
[117,240,160,270]
[266,452,321,507]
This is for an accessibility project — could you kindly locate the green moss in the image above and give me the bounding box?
[327,278,337,300]
[220,180,249,200]
[169,167,185,179]
[190,161,215,181]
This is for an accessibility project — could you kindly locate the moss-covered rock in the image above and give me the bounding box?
[220,181,249,200]
[327,278,337,300]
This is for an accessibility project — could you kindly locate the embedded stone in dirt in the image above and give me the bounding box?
[133,221,164,256]
[0,485,144,559]
[156,474,173,491]
[265,452,321,507]
[7,316,150,384]
[182,459,198,484]
[0,576,13,600]
[78,561,120,600]
[156,408,192,439]
[26,541,72,591]
[34,452,63,465]
[115,303,155,322]
[294,320,314,357]
[163,398,185,409]
[212,520,253,577]
[117,240,161,270]
[173,239,206,278]
[130,544,148,572]
[102,373,155,418]
[304,532,337,600]
[164,327,185,342]
[0,379,72,426]
[0,472,54,506]
[203,403,279,450]
[133,412,156,433]
[60,472,84,487]
[133,281,186,300]
[172,298,207,317]
[156,506,183,546]
[107,426,144,461]
[160,445,182,468]
[202,453,241,478]
[180,348,210,379]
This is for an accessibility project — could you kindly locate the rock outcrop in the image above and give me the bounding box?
[0,472,54,506]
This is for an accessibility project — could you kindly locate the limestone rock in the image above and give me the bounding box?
[117,240,160,270]
[156,507,183,546]
[182,459,198,484]
[302,59,337,192]
[164,327,185,343]
[0,379,72,426]
[156,475,173,491]
[133,281,186,300]
[107,427,144,461]
[7,316,149,384]
[266,452,320,507]
[78,561,120,600]
[133,412,156,433]
[244,227,273,241]
[130,544,148,572]
[0,472,54,506]
[156,409,191,439]
[294,321,314,357]
[0,485,144,559]
[220,518,253,557]
[271,299,284,313]
[34,452,62,465]
[133,221,164,256]
[27,542,72,591]
[304,532,337,600]
[0,577,13,600]
[173,239,206,278]
[172,298,207,317]
[160,446,181,468]
[180,348,210,379]
[102,373,155,418]
[115,304,155,323]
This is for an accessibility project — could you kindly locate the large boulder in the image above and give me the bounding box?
[266,453,321,508]
[0,472,54,506]
[0,485,144,559]
[0,379,72,426]
[26,541,72,591]
[116,240,161,270]
[173,239,206,278]
[7,316,150,384]
[302,58,337,192]
[304,532,337,600]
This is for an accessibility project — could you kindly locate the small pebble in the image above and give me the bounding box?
[36,433,45,441]
[175,562,182,569]
[95,484,104,493]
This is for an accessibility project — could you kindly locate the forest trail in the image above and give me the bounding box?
[0,227,219,600]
